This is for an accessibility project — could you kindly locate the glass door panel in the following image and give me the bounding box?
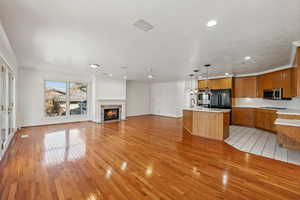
[0,64,8,152]
[8,72,14,136]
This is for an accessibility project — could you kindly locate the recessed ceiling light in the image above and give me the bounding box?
[89,64,101,69]
[225,73,229,76]
[244,56,251,60]
[148,74,154,79]
[108,73,113,77]
[123,75,127,80]
[206,20,217,27]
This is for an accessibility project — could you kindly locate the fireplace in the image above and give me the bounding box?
[101,105,122,122]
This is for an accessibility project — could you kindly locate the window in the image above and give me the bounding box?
[45,81,67,117]
[44,81,88,117]
[69,82,87,115]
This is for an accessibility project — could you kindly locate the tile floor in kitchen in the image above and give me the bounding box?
[226,125,300,165]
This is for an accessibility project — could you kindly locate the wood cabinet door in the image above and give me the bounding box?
[255,109,265,129]
[281,69,292,98]
[231,108,255,127]
[255,109,277,132]
[208,79,216,89]
[198,80,208,90]
[233,76,257,98]
[209,78,232,90]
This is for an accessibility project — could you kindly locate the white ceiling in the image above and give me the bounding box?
[0,0,299,81]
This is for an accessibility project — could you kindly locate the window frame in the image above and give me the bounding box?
[44,80,88,118]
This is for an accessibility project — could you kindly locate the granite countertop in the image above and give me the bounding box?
[183,107,231,113]
[233,106,300,115]
[275,119,300,127]
[276,109,300,116]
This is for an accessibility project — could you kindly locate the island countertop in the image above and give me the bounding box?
[183,107,231,113]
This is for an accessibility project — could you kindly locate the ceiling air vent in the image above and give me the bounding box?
[133,19,154,32]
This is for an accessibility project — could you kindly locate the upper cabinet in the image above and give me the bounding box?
[294,47,300,96]
[198,80,208,90]
[257,69,293,98]
[198,78,232,90]
[233,76,257,98]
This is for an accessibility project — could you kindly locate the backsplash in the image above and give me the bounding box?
[234,97,300,109]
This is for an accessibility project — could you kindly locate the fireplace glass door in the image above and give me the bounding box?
[104,108,120,121]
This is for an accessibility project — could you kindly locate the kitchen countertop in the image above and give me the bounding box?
[277,109,300,116]
[183,107,231,113]
[275,119,300,127]
[233,106,300,115]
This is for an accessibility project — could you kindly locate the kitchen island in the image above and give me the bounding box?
[183,107,231,141]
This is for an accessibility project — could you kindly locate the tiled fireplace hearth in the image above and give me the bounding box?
[95,99,126,123]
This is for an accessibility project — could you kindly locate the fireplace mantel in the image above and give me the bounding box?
[95,99,126,123]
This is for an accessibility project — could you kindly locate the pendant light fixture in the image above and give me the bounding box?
[147,68,154,79]
[204,64,211,93]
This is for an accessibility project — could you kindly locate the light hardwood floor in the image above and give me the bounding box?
[1,115,300,199]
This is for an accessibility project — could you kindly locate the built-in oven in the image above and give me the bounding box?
[197,90,210,107]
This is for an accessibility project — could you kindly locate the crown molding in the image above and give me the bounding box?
[198,41,299,80]
[198,65,292,80]
[234,65,292,78]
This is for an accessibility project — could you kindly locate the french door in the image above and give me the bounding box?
[0,59,15,159]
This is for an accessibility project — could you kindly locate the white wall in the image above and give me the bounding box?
[0,21,18,73]
[150,81,185,117]
[18,70,128,126]
[126,81,150,116]
[19,68,93,127]
[96,78,126,100]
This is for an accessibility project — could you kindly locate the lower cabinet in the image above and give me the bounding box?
[255,109,277,133]
[231,108,255,127]
[231,107,277,133]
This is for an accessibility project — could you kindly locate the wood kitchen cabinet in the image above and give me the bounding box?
[293,47,300,96]
[198,78,232,90]
[255,109,277,133]
[209,78,232,90]
[198,80,208,90]
[231,107,255,127]
[233,76,257,98]
[257,69,294,98]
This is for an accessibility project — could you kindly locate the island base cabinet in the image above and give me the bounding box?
[277,125,300,150]
[183,110,193,133]
[187,111,229,140]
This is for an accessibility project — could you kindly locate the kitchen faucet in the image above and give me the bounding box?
[190,98,196,108]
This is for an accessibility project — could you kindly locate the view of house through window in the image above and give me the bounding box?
[45,81,87,117]
[69,82,87,115]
